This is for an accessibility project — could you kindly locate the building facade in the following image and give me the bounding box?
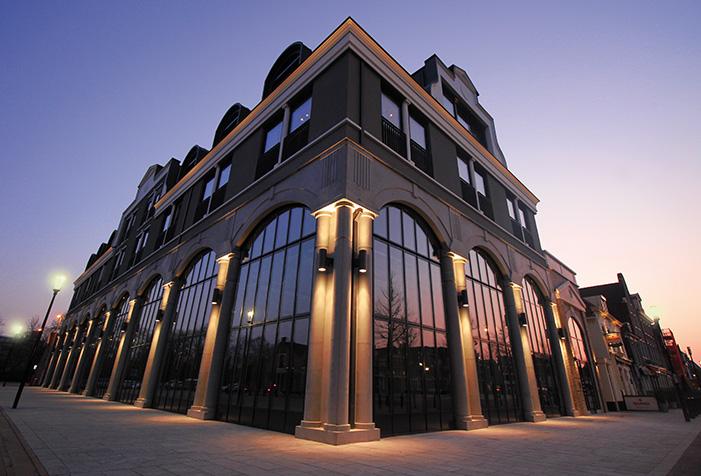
[40,19,589,444]
[580,274,675,404]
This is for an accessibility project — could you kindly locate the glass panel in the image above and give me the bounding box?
[474,170,486,196]
[294,238,314,315]
[388,206,402,245]
[289,97,312,133]
[404,254,420,325]
[409,116,426,149]
[274,210,290,249]
[374,208,388,239]
[288,207,303,243]
[402,211,416,252]
[457,158,470,183]
[301,208,316,238]
[280,245,299,318]
[218,162,231,189]
[202,175,215,201]
[381,93,401,128]
[264,121,283,152]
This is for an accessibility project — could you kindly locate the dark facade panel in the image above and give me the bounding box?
[427,123,460,196]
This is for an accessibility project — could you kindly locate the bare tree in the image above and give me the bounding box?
[374,273,417,349]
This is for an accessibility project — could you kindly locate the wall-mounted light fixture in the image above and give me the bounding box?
[518,312,528,327]
[211,288,223,305]
[120,321,128,334]
[155,309,164,322]
[318,248,333,272]
[557,327,567,340]
[355,249,368,274]
[457,289,469,308]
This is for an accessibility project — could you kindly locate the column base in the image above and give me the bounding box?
[134,398,150,408]
[295,425,380,445]
[187,406,215,420]
[525,411,547,422]
[102,393,115,402]
[455,415,489,430]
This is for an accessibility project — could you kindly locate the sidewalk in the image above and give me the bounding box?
[1,385,700,476]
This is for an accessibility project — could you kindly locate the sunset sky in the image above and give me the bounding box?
[1,1,699,359]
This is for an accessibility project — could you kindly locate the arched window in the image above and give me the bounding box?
[154,251,219,414]
[218,206,316,434]
[372,205,452,436]
[465,249,522,424]
[74,309,105,393]
[522,277,562,416]
[568,318,600,412]
[65,316,90,387]
[93,296,130,398]
[118,277,164,404]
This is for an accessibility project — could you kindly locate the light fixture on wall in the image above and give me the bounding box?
[120,321,128,333]
[518,312,528,327]
[557,327,567,340]
[211,288,222,305]
[355,249,368,274]
[457,289,469,308]
[155,309,164,322]
[318,248,333,272]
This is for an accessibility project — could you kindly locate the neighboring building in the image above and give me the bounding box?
[40,18,588,444]
[582,294,636,411]
[545,252,602,414]
[664,330,701,393]
[580,274,675,403]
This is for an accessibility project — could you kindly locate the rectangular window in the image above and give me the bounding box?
[474,169,487,197]
[162,208,173,234]
[518,207,528,229]
[202,174,215,202]
[264,121,283,152]
[457,157,470,183]
[289,97,312,133]
[381,93,401,128]
[507,197,516,220]
[409,116,426,149]
[457,111,471,132]
[217,161,231,190]
[440,93,454,115]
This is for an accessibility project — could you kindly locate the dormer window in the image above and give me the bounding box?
[289,97,312,133]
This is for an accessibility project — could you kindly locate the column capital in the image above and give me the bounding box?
[216,251,239,264]
[163,280,176,290]
[448,251,468,264]
[355,208,379,220]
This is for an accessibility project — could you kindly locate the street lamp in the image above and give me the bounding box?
[12,273,66,409]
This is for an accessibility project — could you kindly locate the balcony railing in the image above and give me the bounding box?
[282,123,309,161]
[410,140,432,176]
[381,118,406,157]
[460,181,478,209]
[522,227,535,248]
[511,219,524,240]
[210,186,226,211]
[477,193,494,220]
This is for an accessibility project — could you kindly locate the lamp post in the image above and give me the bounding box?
[12,274,66,409]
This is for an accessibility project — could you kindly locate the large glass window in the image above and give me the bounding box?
[154,251,219,414]
[522,277,562,416]
[465,249,522,424]
[568,318,600,412]
[93,296,130,398]
[118,277,164,404]
[218,206,315,434]
[373,205,452,436]
[289,97,312,133]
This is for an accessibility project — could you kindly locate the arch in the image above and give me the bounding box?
[262,42,312,99]
[137,273,163,297]
[523,273,549,304]
[179,145,210,180]
[212,103,251,147]
[373,189,451,248]
[231,195,319,249]
[174,246,216,278]
[470,245,510,281]
[218,204,316,433]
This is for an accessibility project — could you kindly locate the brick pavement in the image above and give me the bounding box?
[1,386,700,476]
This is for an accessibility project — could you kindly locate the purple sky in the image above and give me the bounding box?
[1,2,699,358]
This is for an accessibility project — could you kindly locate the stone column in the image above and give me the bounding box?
[103,297,143,401]
[84,309,118,397]
[445,253,488,430]
[42,332,64,387]
[188,252,240,419]
[325,201,353,433]
[135,280,179,408]
[352,209,379,432]
[49,329,72,389]
[68,318,100,394]
[401,100,411,160]
[58,325,85,391]
[503,281,546,422]
[276,104,291,164]
[543,301,576,416]
[298,209,333,430]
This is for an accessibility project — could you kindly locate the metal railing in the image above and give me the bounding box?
[381,118,406,157]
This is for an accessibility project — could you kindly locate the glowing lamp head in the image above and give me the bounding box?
[51,273,67,292]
